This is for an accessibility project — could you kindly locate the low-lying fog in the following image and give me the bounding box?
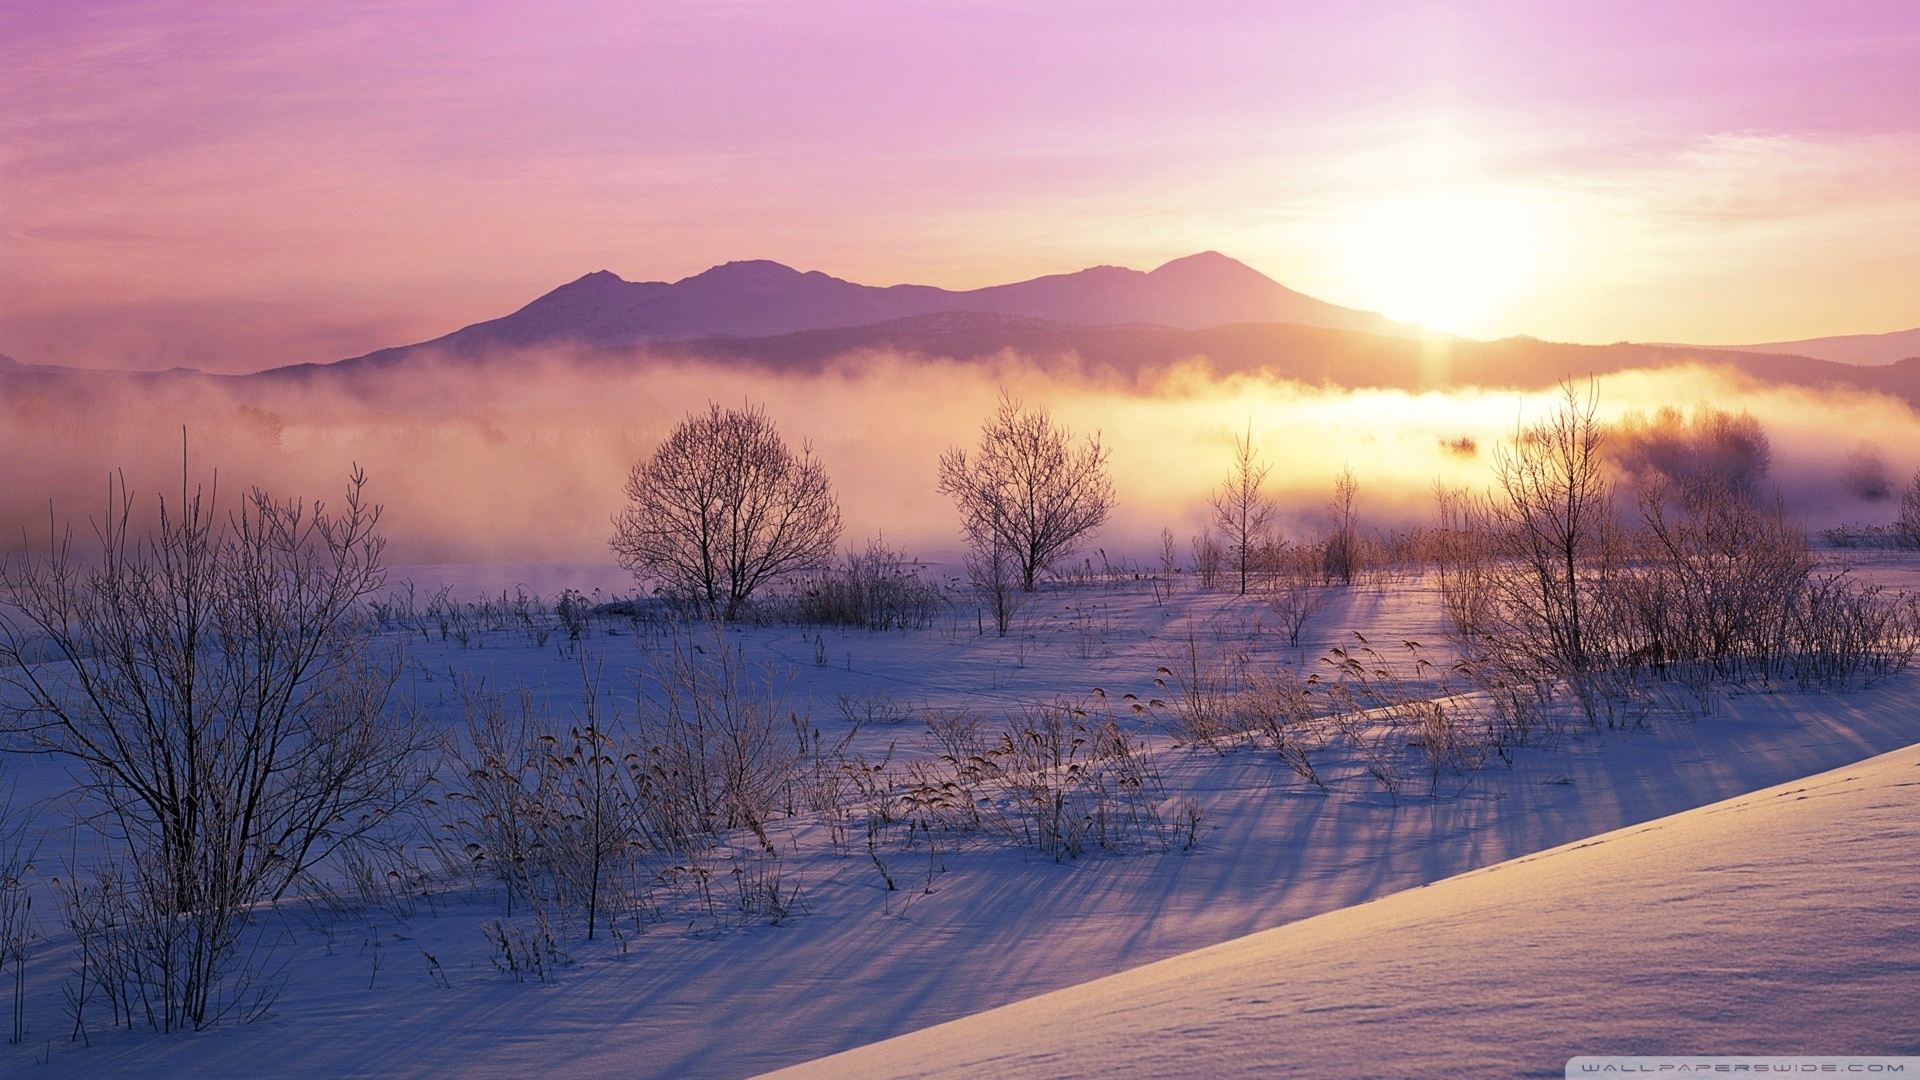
[4,352,1916,571]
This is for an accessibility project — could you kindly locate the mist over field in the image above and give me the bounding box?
[4,350,1916,570]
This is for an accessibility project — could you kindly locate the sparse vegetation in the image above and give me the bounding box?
[0,465,426,1031]
[769,537,945,631]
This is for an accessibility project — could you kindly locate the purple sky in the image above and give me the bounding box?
[4,1,1919,371]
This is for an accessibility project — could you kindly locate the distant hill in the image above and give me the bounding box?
[288,252,1429,372]
[1686,326,1920,367]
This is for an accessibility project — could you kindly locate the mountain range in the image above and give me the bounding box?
[275,251,1427,374]
[3,253,1918,404]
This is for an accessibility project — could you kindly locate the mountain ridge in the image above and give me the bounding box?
[320,252,1432,368]
[1689,326,1920,367]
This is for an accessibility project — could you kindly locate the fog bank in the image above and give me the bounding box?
[3,352,1915,574]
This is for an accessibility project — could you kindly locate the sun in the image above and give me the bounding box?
[1343,189,1539,335]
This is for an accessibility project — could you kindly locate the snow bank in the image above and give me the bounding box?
[769,741,1920,1078]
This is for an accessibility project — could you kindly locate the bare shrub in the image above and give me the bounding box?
[0,465,423,1031]
[1239,668,1328,789]
[1787,574,1920,689]
[1264,542,1330,647]
[555,588,594,641]
[1625,480,1814,684]
[964,531,1027,637]
[0,790,34,1045]
[907,702,1174,862]
[1323,465,1361,586]
[441,679,547,917]
[57,857,281,1034]
[1320,637,1486,800]
[772,537,944,631]
[537,665,641,941]
[612,402,842,621]
[1189,528,1224,591]
[481,916,563,984]
[939,392,1115,593]
[831,689,915,728]
[1208,425,1276,595]
[1430,484,1497,646]
[1152,625,1246,751]
[629,628,800,857]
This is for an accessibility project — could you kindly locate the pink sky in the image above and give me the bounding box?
[3,1,1919,372]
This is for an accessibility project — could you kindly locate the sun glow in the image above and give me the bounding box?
[1342,189,1541,336]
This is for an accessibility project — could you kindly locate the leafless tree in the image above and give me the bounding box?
[0,465,422,1030]
[612,402,842,621]
[1208,425,1275,595]
[1485,380,1615,681]
[1323,465,1360,586]
[938,393,1114,593]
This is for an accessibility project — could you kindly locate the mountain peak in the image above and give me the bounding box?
[681,259,806,287]
[1149,251,1261,279]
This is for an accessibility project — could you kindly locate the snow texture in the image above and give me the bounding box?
[769,741,1920,1078]
[4,569,1917,1078]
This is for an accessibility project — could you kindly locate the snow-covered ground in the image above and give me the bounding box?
[3,564,1917,1078]
[770,740,1920,1078]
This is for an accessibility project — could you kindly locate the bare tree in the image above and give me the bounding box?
[612,402,842,621]
[1323,465,1360,586]
[1486,380,1615,682]
[0,465,421,1030]
[1208,425,1275,595]
[938,393,1114,593]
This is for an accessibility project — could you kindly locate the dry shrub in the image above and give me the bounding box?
[1263,543,1330,647]
[1152,624,1246,750]
[769,537,945,631]
[902,702,1181,861]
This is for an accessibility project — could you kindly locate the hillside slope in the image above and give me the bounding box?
[772,742,1920,1078]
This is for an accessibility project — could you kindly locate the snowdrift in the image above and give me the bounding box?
[770,741,1920,1078]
